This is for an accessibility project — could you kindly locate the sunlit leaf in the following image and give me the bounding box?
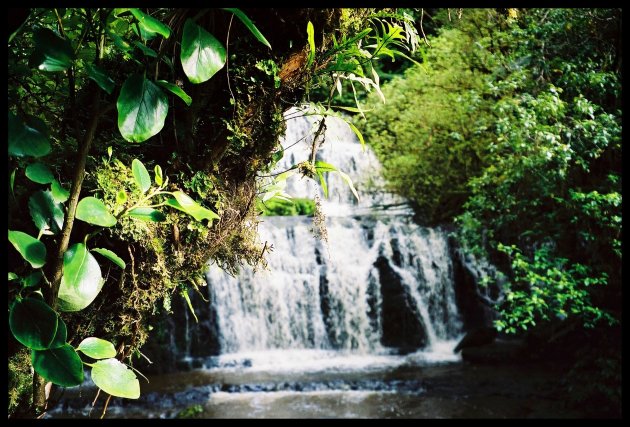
[91,358,140,399]
[223,8,271,49]
[306,21,315,67]
[117,74,168,142]
[76,197,117,227]
[8,230,47,268]
[9,298,58,350]
[77,337,117,359]
[31,344,83,387]
[51,180,70,203]
[92,248,126,270]
[132,159,151,193]
[180,19,226,84]
[154,165,163,186]
[58,243,104,312]
[166,191,219,222]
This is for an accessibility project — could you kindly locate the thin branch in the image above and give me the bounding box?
[225,13,236,117]
[419,9,431,47]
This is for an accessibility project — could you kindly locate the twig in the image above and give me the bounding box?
[225,13,236,118]
[420,9,431,47]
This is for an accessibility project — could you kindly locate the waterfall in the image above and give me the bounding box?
[206,108,462,355]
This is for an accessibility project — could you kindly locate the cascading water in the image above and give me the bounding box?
[206,107,463,362]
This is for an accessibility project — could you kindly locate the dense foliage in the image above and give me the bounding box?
[361,8,621,334]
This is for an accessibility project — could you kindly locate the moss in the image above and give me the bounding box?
[8,349,33,417]
[258,197,316,216]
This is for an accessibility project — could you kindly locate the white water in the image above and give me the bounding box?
[205,107,463,366]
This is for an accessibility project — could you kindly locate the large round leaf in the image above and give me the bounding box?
[8,230,47,268]
[25,163,55,184]
[132,159,151,193]
[75,197,117,227]
[58,243,104,312]
[91,358,140,399]
[9,297,58,350]
[31,344,84,387]
[77,337,117,359]
[8,112,51,158]
[117,74,168,142]
[28,27,74,72]
[29,190,65,234]
[180,19,226,84]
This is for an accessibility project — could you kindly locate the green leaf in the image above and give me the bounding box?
[29,190,65,234]
[166,191,219,222]
[22,270,43,288]
[77,337,117,359]
[316,171,328,198]
[85,64,115,95]
[92,248,126,270]
[58,243,104,312]
[127,207,167,222]
[91,358,140,399]
[337,169,360,201]
[129,8,171,39]
[25,163,55,184]
[10,169,16,196]
[9,298,58,350]
[154,165,163,186]
[156,80,192,106]
[76,197,117,227]
[51,180,70,203]
[31,345,84,387]
[117,74,169,142]
[29,27,74,72]
[306,21,315,68]
[116,190,127,205]
[133,40,158,58]
[223,8,271,49]
[180,19,226,84]
[9,272,18,281]
[132,159,151,193]
[49,317,68,349]
[347,121,365,151]
[8,112,51,158]
[8,230,47,268]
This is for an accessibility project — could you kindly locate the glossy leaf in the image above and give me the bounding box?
[223,8,271,49]
[25,163,54,184]
[133,40,158,58]
[86,64,115,95]
[156,80,192,106]
[9,272,18,281]
[127,207,167,222]
[117,74,168,142]
[58,243,104,312]
[51,180,70,203]
[92,248,126,270]
[180,19,226,84]
[31,344,83,387]
[76,197,117,227]
[132,159,151,193]
[130,8,171,39]
[8,112,51,158]
[91,358,140,399]
[29,190,64,234]
[77,337,117,359]
[9,297,58,350]
[347,121,365,151]
[166,191,219,222]
[8,230,47,268]
[49,316,68,349]
[28,27,74,72]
